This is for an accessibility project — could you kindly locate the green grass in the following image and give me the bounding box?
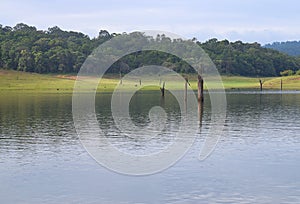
[263,75,300,90]
[0,70,74,93]
[0,69,299,93]
[218,76,273,90]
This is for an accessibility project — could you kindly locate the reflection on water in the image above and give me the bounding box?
[0,91,300,203]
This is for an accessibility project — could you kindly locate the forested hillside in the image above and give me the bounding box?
[200,39,300,76]
[0,23,114,73]
[1,23,300,76]
[264,41,300,56]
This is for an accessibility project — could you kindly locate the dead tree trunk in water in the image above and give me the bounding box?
[280,79,283,91]
[259,79,263,91]
[198,74,204,102]
[198,100,204,127]
[119,71,122,85]
[184,77,190,103]
[160,81,165,97]
[184,79,187,103]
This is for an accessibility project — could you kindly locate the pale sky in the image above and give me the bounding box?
[1,0,300,44]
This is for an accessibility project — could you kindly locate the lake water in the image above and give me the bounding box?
[0,91,300,203]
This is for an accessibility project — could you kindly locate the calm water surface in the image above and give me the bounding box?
[0,91,299,203]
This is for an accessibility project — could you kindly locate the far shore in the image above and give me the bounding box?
[0,69,299,93]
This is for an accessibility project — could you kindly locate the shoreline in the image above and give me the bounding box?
[1,70,299,93]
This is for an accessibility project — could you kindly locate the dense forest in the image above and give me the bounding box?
[1,23,300,77]
[264,41,300,57]
[199,39,300,76]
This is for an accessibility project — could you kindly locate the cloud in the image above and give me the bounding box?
[1,0,300,43]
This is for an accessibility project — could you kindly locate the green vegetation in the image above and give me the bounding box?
[0,69,74,93]
[1,23,300,78]
[200,39,300,76]
[264,76,300,90]
[264,41,300,57]
[280,69,294,76]
[1,70,299,93]
[0,23,299,92]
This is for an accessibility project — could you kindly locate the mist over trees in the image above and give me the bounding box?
[1,23,300,77]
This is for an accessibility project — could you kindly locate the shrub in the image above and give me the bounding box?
[296,70,300,75]
[280,70,294,76]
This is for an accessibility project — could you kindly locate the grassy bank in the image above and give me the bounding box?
[0,69,299,93]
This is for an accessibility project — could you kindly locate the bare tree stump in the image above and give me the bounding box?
[198,100,204,127]
[119,71,122,85]
[184,77,188,103]
[259,79,263,91]
[160,81,165,97]
[280,79,283,91]
[198,74,204,102]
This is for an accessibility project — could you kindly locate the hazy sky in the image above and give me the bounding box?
[1,0,299,44]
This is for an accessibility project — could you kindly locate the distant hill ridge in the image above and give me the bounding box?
[264,41,300,56]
